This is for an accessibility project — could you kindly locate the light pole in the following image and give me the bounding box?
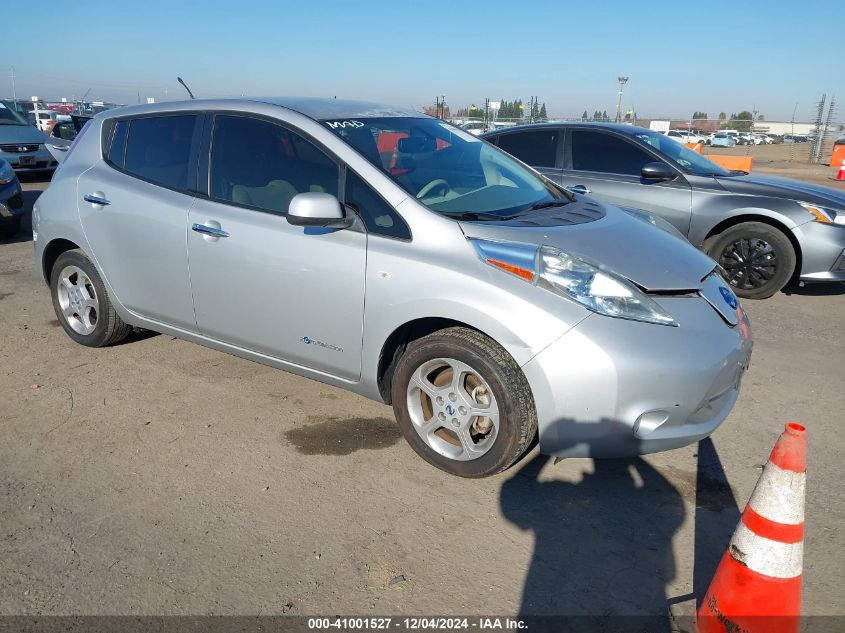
[615,76,628,123]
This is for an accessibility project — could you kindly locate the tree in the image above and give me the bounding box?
[539,103,547,121]
[757,113,765,121]
[581,110,588,121]
[602,110,609,121]
[692,111,708,120]
[731,110,754,132]
[718,112,727,121]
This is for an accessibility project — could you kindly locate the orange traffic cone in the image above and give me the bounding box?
[836,159,845,181]
[697,423,806,633]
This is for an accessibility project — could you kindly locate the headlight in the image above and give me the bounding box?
[538,247,678,326]
[800,202,845,225]
[0,161,14,185]
[471,240,678,326]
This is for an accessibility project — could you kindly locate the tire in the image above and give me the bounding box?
[390,327,537,478]
[0,216,21,239]
[50,249,132,347]
[704,222,796,300]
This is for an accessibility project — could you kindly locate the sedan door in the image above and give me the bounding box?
[558,128,693,235]
[186,113,366,380]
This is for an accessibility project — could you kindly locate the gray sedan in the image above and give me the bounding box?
[483,123,845,299]
[33,98,752,477]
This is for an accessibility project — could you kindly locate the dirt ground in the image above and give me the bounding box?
[703,142,845,187]
[1,174,844,623]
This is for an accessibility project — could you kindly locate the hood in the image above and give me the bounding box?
[715,173,845,210]
[0,124,48,145]
[459,199,716,291]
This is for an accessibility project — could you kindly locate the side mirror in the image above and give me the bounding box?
[286,192,353,229]
[641,162,677,182]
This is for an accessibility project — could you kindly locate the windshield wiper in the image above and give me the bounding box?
[440,211,518,222]
[526,200,570,212]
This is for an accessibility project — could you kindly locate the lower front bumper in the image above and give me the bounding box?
[523,297,752,458]
[793,221,845,281]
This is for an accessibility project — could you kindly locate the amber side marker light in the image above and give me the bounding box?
[486,258,535,281]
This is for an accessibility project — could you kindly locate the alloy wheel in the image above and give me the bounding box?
[56,265,100,335]
[406,357,500,461]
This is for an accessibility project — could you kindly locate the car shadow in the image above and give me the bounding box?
[782,281,845,297]
[499,421,738,632]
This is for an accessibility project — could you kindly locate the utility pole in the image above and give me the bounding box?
[615,76,629,123]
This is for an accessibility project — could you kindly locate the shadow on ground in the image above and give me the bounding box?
[499,433,739,632]
[783,281,845,297]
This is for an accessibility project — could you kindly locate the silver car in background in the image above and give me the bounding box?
[33,98,752,477]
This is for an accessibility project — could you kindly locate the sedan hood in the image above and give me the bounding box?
[459,199,716,291]
[715,173,845,210]
[0,124,48,145]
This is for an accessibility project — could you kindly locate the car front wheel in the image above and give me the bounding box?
[391,327,537,478]
[705,222,796,299]
[50,250,132,347]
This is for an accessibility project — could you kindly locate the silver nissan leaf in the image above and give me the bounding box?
[32,98,753,477]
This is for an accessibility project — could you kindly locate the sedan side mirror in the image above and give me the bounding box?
[286,192,353,229]
[641,162,677,182]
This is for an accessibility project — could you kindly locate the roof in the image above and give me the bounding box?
[480,121,651,136]
[248,97,423,120]
[98,96,425,122]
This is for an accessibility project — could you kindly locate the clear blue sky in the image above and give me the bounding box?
[3,0,841,121]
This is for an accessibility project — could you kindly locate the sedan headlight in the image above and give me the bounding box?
[0,160,15,185]
[800,202,845,226]
[538,247,678,326]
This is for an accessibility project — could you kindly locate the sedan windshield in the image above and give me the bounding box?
[323,117,569,218]
[632,129,730,176]
[0,101,28,126]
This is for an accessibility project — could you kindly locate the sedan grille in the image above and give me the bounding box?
[0,144,40,153]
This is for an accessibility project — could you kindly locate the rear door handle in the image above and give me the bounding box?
[50,144,69,152]
[83,194,111,205]
[192,223,230,238]
[565,184,591,195]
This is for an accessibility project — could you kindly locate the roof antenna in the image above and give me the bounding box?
[177,77,195,100]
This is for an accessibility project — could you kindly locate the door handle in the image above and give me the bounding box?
[83,194,111,206]
[50,144,69,151]
[192,223,230,238]
[564,184,591,195]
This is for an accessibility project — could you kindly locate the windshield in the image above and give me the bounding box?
[0,101,28,126]
[323,117,569,218]
[632,129,730,176]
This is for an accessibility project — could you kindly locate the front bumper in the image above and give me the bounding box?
[0,148,57,173]
[523,296,752,458]
[793,221,845,282]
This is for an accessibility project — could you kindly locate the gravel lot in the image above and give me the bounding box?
[1,175,843,622]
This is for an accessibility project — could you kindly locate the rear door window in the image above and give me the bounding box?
[569,130,654,176]
[123,114,199,190]
[496,130,560,168]
[209,114,339,215]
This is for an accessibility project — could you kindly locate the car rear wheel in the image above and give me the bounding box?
[50,250,132,347]
[705,222,796,300]
[391,327,537,478]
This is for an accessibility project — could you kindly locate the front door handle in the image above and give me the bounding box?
[83,193,111,206]
[565,184,592,195]
[192,223,230,238]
